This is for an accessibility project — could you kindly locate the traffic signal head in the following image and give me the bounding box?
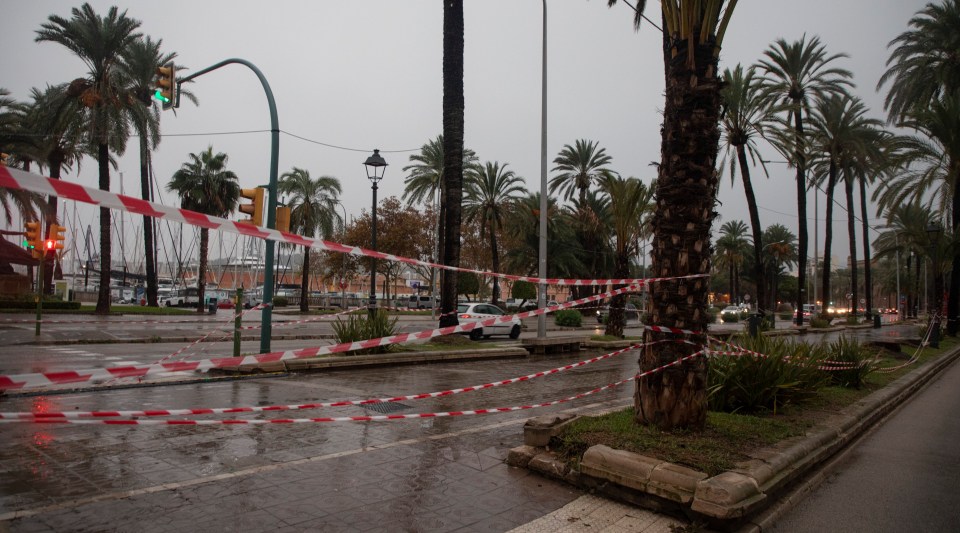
[49,224,66,246]
[24,221,41,250]
[239,187,265,226]
[276,206,291,233]
[155,61,177,111]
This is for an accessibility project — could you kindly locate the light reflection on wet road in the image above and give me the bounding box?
[0,324,921,531]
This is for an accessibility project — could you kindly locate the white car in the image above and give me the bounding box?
[457,303,523,340]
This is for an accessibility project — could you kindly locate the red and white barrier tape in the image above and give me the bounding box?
[3,341,702,420]
[0,304,270,326]
[0,349,707,426]
[0,284,642,391]
[708,337,864,371]
[0,166,707,288]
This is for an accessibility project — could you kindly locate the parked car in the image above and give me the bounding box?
[457,302,522,340]
[596,303,641,324]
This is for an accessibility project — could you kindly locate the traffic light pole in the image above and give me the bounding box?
[35,252,45,337]
[178,59,279,354]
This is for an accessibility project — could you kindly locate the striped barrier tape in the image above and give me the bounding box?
[2,341,701,420]
[0,166,707,288]
[0,350,707,426]
[0,303,270,326]
[0,284,642,391]
[708,336,865,371]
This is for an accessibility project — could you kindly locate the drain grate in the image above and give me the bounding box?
[361,401,411,414]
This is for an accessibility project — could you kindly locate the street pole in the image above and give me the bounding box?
[537,0,548,339]
[369,179,378,318]
[177,58,280,354]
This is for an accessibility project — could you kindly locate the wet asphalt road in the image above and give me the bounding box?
[0,317,922,532]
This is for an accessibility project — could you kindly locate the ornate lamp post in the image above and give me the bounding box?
[364,149,387,318]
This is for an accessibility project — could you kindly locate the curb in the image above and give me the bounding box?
[507,341,960,530]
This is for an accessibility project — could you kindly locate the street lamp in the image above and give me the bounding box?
[364,149,387,318]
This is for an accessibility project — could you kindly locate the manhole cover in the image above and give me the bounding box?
[362,402,410,414]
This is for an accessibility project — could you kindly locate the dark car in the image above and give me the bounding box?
[596,303,641,324]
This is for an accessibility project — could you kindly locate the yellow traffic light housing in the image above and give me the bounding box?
[276,206,291,233]
[49,224,66,250]
[239,187,265,226]
[24,221,42,252]
[155,61,177,110]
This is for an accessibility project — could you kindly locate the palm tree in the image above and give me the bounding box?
[600,176,654,338]
[809,95,881,319]
[21,84,89,292]
[549,139,616,204]
[278,167,342,312]
[167,147,240,313]
[719,64,778,315]
[604,0,739,429]
[119,36,186,307]
[463,161,527,305]
[36,3,142,313]
[762,224,798,312]
[502,192,584,280]
[758,35,853,326]
[879,0,960,333]
[439,0,465,328]
[715,220,750,305]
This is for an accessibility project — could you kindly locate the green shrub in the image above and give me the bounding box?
[706,307,720,324]
[554,309,582,327]
[810,317,831,328]
[721,311,739,323]
[708,335,830,414]
[272,296,289,307]
[823,337,875,389]
[332,310,398,354]
[0,299,81,310]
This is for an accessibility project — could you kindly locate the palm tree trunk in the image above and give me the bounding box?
[604,255,630,338]
[489,224,500,305]
[859,177,873,317]
[95,142,112,314]
[947,171,960,335]
[821,163,838,318]
[439,0,464,329]
[141,142,158,306]
[793,111,809,326]
[736,146,766,316]
[845,177,858,318]
[300,247,310,313]
[197,228,208,314]
[636,34,721,431]
[43,150,65,296]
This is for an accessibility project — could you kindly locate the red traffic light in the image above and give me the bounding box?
[45,239,55,250]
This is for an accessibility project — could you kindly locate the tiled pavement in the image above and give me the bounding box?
[0,348,667,532]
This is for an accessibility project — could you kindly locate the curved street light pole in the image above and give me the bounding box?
[177,58,279,354]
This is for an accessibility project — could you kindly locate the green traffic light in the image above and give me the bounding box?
[153,89,170,103]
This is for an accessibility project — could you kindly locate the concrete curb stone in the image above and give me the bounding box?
[508,342,960,529]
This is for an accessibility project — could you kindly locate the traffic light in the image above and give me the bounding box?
[239,187,265,226]
[276,206,291,233]
[49,224,66,250]
[24,221,41,253]
[155,61,176,110]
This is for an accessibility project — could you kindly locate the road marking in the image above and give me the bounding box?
[0,398,625,522]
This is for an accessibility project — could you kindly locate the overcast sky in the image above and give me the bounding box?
[1,0,930,274]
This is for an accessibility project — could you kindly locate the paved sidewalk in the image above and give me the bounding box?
[509,495,682,532]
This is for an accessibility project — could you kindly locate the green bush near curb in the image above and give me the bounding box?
[554,309,582,327]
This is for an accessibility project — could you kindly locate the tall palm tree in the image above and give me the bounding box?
[549,139,616,204]
[605,0,739,429]
[600,176,654,338]
[761,223,798,311]
[21,84,89,292]
[809,95,880,319]
[463,161,527,304]
[715,220,750,305]
[36,3,142,313]
[402,135,477,305]
[167,147,240,313]
[439,0,465,328]
[879,1,960,334]
[278,167,342,312]
[758,35,853,325]
[502,192,584,279]
[119,36,185,307]
[719,64,778,315]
